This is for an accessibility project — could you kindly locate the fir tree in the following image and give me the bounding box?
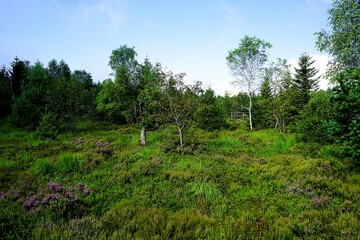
[293,53,319,108]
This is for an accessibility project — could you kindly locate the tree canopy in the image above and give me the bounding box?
[315,0,360,74]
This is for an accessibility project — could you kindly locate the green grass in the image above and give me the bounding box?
[0,159,18,171]
[0,124,359,239]
[58,153,83,173]
[33,158,55,175]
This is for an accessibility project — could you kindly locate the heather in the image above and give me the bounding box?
[1,122,359,239]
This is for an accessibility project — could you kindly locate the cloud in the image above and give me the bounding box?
[76,0,129,32]
[289,54,331,90]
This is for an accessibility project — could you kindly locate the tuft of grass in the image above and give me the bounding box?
[58,153,82,173]
[257,134,296,157]
[0,159,18,171]
[191,181,221,201]
[317,145,344,159]
[16,151,33,165]
[147,131,162,145]
[33,158,55,175]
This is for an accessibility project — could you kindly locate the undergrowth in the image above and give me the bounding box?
[0,123,359,239]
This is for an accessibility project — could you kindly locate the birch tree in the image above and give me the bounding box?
[226,35,272,130]
[149,70,202,155]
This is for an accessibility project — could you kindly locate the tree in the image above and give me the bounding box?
[295,90,335,143]
[329,68,360,162]
[96,79,124,122]
[97,45,141,124]
[293,53,320,109]
[72,70,98,117]
[315,0,360,75]
[45,59,80,131]
[0,66,13,118]
[194,88,226,131]
[47,59,71,81]
[226,35,272,130]
[258,58,295,132]
[255,75,273,129]
[11,61,49,127]
[151,70,202,155]
[9,57,30,98]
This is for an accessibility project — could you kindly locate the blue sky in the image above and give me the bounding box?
[0,0,332,95]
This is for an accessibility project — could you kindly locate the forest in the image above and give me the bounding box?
[0,0,359,239]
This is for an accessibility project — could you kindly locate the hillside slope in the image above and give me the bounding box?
[1,123,359,239]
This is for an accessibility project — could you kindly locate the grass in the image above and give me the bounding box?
[33,158,55,175]
[0,123,359,239]
[58,153,82,173]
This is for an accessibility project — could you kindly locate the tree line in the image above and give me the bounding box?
[0,0,359,159]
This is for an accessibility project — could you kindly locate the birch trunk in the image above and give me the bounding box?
[140,127,146,145]
[178,126,184,155]
[248,93,253,130]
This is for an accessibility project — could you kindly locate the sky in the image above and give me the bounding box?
[0,0,332,95]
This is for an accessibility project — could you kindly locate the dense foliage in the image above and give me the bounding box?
[330,68,360,161]
[315,0,360,74]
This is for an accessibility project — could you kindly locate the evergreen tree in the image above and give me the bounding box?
[11,61,49,127]
[295,90,335,144]
[0,66,13,118]
[330,68,360,162]
[195,88,226,131]
[9,57,30,98]
[255,76,273,129]
[37,59,81,132]
[293,53,319,109]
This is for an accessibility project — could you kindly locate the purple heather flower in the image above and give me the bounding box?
[48,183,62,192]
[29,208,40,214]
[42,194,54,205]
[83,187,91,196]
[0,193,5,200]
[13,192,20,199]
[65,191,72,198]
[26,196,39,207]
[77,182,84,188]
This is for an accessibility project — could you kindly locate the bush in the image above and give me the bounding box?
[36,113,58,139]
[295,90,335,144]
[330,68,360,162]
[226,119,248,131]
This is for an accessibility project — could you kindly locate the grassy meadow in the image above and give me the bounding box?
[1,122,359,239]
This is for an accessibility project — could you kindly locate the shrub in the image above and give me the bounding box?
[36,113,58,139]
[295,90,335,144]
[329,68,360,162]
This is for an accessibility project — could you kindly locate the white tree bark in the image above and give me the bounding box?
[140,127,146,145]
[248,93,253,130]
[178,126,184,155]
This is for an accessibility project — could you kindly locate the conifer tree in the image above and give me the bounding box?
[0,66,13,118]
[9,57,30,98]
[293,53,319,109]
